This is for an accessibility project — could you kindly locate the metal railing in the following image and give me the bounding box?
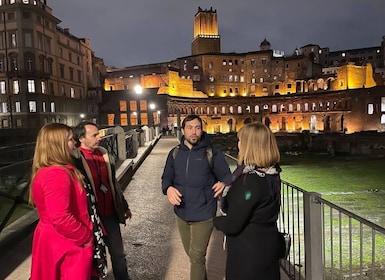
[279,180,385,280]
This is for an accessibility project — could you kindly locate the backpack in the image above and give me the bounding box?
[172,144,213,169]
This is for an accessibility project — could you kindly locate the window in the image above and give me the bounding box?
[41,81,46,94]
[69,67,74,81]
[222,60,226,66]
[29,101,37,112]
[1,102,7,113]
[0,81,5,94]
[28,80,35,93]
[251,59,255,66]
[61,85,65,96]
[70,87,75,98]
[208,62,213,69]
[42,101,46,112]
[24,32,32,47]
[13,80,19,94]
[77,70,82,82]
[26,57,33,72]
[47,59,53,74]
[368,104,374,115]
[11,57,18,71]
[381,97,385,112]
[15,101,21,112]
[50,102,55,112]
[59,64,64,78]
[10,32,17,47]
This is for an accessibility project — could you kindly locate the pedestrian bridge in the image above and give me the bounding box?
[1,131,384,279]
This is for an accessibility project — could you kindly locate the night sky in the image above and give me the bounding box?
[48,0,385,68]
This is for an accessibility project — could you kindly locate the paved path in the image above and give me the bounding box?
[120,136,226,280]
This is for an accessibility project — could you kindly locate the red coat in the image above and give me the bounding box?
[30,165,94,280]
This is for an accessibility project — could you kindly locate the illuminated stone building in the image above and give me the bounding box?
[103,7,385,134]
[0,0,104,142]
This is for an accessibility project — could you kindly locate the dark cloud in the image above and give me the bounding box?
[48,0,385,67]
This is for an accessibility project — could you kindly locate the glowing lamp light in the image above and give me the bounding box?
[134,85,143,94]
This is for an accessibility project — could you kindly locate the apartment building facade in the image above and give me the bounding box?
[0,0,104,143]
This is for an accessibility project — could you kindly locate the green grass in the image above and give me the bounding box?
[280,152,385,193]
[280,152,385,227]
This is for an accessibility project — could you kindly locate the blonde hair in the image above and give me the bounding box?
[237,122,280,167]
[29,123,84,204]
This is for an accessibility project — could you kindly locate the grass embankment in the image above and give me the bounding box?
[279,152,385,226]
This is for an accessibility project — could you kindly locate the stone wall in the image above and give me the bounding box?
[210,131,385,157]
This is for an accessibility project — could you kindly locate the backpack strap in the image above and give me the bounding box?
[172,145,180,160]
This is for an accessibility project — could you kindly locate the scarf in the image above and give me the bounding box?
[220,164,281,216]
[84,182,108,278]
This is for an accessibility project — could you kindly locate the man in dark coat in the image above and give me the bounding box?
[162,114,231,280]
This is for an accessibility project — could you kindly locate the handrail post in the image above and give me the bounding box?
[112,126,126,162]
[304,192,324,280]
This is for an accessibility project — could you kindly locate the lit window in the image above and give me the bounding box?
[15,101,21,112]
[28,80,35,93]
[368,104,374,115]
[41,81,46,94]
[13,80,19,94]
[0,81,5,94]
[29,101,37,112]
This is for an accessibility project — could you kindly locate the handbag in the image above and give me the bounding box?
[278,231,291,259]
[279,196,291,259]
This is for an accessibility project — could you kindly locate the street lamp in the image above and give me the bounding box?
[134,85,143,131]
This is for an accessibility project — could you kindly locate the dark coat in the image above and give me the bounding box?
[214,167,282,280]
[161,132,231,222]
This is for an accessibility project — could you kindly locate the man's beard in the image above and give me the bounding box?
[185,136,200,146]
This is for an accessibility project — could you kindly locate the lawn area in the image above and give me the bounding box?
[279,152,385,227]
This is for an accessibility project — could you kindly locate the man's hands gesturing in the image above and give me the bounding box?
[166,186,182,205]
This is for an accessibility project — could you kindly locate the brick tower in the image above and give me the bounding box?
[191,7,221,55]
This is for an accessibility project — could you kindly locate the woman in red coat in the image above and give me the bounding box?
[29,123,106,280]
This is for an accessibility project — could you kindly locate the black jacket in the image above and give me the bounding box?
[161,132,231,222]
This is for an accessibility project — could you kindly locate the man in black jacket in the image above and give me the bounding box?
[162,114,231,280]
